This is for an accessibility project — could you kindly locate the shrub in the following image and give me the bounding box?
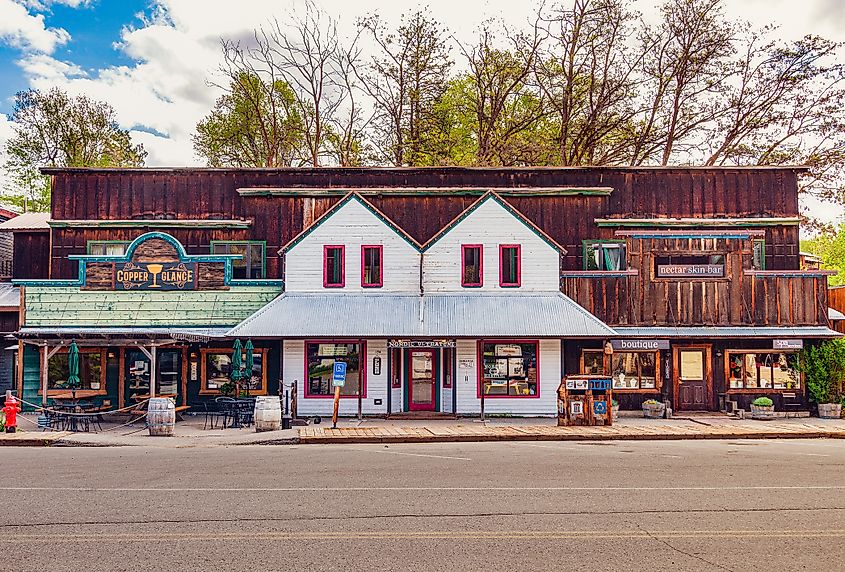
[796,340,845,405]
[752,396,773,407]
[642,399,661,405]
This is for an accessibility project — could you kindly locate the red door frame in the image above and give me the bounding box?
[408,349,436,411]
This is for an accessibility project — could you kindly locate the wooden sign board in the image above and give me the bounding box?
[610,339,670,351]
[773,339,803,350]
[115,261,197,290]
[657,264,724,278]
[388,339,457,348]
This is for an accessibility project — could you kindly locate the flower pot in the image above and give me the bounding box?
[750,404,775,420]
[817,403,842,419]
[642,402,665,419]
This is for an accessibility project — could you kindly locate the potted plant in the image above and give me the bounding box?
[642,399,665,419]
[219,381,236,397]
[797,340,845,419]
[750,396,775,420]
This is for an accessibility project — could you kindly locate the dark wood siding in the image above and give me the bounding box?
[14,232,49,279]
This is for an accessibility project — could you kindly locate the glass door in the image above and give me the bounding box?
[125,348,182,404]
[409,350,435,411]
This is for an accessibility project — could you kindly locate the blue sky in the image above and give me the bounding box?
[0,0,843,221]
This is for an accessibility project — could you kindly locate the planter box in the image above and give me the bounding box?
[817,403,842,419]
[642,403,665,419]
[750,404,775,420]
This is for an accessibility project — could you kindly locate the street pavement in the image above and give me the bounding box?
[2,439,844,571]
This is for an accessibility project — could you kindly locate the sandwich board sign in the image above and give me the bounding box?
[332,361,347,387]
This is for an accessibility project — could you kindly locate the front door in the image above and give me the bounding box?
[124,348,182,405]
[409,350,435,411]
[675,346,710,411]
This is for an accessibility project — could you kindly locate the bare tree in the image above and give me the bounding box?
[358,11,453,166]
[326,31,373,166]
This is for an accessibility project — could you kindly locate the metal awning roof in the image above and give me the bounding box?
[227,293,616,338]
[612,326,841,339]
[420,294,615,338]
[0,283,20,308]
[17,326,230,342]
[828,307,845,321]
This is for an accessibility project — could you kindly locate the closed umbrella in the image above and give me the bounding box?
[244,339,255,392]
[231,339,243,396]
[67,341,81,402]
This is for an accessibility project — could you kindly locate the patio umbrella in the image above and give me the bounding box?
[244,339,254,392]
[67,341,81,402]
[231,339,243,396]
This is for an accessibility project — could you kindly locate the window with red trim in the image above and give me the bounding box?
[361,245,383,287]
[323,245,345,287]
[461,245,483,287]
[305,342,365,397]
[499,244,521,287]
[479,341,539,397]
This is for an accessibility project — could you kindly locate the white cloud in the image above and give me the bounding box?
[0,0,71,54]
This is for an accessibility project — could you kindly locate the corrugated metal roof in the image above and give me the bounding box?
[0,212,49,230]
[421,294,615,338]
[18,326,230,339]
[613,326,841,338]
[228,293,615,338]
[0,283,20,308]
[828,307,845,321]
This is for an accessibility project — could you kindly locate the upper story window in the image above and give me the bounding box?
[323,245,345,288]
[499,245,521,287]
[361,245,383,288]
[88,241,130,256]
[461,245,483,287]
[584,241,626,271]
[752,239,766,270]
[654,254,725,279]
[211,241,266,279]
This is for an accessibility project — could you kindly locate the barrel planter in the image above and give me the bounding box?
[254,395,282,432]
[642,402,665,419]
[750,404,775,420]
[147,397,176,436]
[817,403,842,419]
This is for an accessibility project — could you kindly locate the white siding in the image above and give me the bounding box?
[284,199,421,293]
[455,339,560,416]
[422,198,561,293]
[285,338,389,416]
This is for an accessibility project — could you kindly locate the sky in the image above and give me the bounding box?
[0,0,844,222]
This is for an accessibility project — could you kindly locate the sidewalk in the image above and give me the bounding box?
[3,414,844,447]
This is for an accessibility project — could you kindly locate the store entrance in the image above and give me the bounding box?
[674,346,711,411]
[124,347,183,406]
[408,350,435,411]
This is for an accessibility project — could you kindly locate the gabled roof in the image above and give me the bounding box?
[281,192,422,253]
[421,192,567,254]
[0,212,49,231]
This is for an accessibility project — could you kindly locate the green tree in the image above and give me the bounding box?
[801,225,845,285]
[194,71,306,167]
[4,88,146,212]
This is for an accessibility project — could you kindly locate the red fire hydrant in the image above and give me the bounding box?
[3,395,21,433]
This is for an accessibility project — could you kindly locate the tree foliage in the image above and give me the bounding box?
[797,340,845,405]
[4,87,146,212]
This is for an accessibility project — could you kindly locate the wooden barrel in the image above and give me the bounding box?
[147,397,176,436]
[254,396,281,432]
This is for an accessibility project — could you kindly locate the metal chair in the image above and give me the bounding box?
[202,401,227,430]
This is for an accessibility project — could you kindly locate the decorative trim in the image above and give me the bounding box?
[282,193,422,253]
[461,244,483,288]
[499,244,521,288]
[744,269,837,277]
[361,245,384,288]
[49,219,252,229]
[560,270,639,278]
[238,186,614,197]
[600,218,798,228]
[323,245,345,288]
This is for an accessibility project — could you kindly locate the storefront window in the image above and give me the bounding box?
[202,349,265,393]
[306,342,363,397]
[610,351,658,390]
[727,352,800,390]
[480,342,538,397]
[581,350,606,375]
[48,351,103,391]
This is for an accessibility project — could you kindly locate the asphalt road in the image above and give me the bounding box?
[2,439,844,571]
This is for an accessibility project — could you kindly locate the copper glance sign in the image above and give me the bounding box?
[657,264,724,278]
[115,261,196,290]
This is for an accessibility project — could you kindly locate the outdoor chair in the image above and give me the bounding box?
[203,401,228,430]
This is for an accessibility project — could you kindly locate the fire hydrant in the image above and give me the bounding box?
[3,394,21,433]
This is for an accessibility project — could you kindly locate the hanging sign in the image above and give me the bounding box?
[610,339,670,351]
[115,261,196,290]
[388,339,457,349]
[657,264,724,278]
[773,339,803,350]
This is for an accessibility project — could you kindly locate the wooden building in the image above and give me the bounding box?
[14,166,838,415]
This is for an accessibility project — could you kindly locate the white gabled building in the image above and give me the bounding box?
[229,192,614,417]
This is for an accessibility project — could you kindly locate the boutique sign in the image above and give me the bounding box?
[115,261,196,290]
[610,339,670,351]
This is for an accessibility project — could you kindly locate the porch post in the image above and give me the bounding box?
[150,345,157,399]
[40,344,49,408]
